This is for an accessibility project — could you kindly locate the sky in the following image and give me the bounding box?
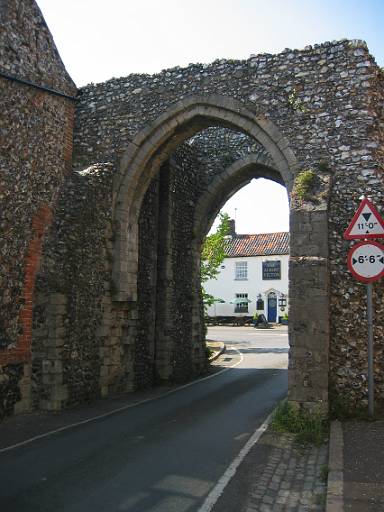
[37,0,383,234]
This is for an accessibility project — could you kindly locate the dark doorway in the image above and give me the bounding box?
[267,292,277,322]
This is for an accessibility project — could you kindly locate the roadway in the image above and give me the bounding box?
[0,326,288,512]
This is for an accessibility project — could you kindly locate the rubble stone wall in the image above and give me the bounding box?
[32,164,115,411]
[1,0,383,418]
[29,131,262,408]
[73,39,383,410]
[328,64,384,410]
[135,131,265,387]
[0,0,76,418]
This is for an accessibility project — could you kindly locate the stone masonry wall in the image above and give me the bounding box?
[29,129,254,405]
[74,40,384,409]
[328,67,384,410]
[32,164,117,411]
[136,175,160,388]
[154,145,207,383]
[0,0,76,418]
[135,129,265,385]
[1,0,383,416]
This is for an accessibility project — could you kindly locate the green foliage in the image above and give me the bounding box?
[287,88,308,113]
[271,401,329,446]
[201,212,230,310]
[202,292,217,308]
[317,160,332,174]
[329,391,368,420]
[319,464,329,482]
[293,169,318,202]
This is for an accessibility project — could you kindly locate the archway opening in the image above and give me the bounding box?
[133,124,290,388]
[203,177,289,328]
[114,95,330,411]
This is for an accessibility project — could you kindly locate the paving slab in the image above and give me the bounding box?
[343,420,384,512]
[212,428,328,512]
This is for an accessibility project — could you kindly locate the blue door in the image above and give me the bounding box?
[267,294,277,322]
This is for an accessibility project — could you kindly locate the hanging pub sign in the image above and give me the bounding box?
[256,298,264,310]
[262,260,281,280]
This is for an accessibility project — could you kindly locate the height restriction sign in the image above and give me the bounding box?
[344,197,384,240]
[347,241,384,283]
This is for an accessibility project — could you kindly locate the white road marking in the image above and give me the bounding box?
[197,410,274,512]
[0,348,243,454]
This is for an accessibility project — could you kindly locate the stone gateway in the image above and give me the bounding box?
[1,0,383,419]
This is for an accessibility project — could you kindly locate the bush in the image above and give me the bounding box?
[293,169,318,202]
[271,401,329,446]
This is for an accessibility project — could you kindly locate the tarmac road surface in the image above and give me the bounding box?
[0,326,288,512]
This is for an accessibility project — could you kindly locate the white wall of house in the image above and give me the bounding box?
[205,254,289,322]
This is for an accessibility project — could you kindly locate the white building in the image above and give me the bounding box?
[205,225,289,323]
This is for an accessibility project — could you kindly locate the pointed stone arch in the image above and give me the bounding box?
[112,93,331,410]
[192,152,285,244]
[113,94,298,301]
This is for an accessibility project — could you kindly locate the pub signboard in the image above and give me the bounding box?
[262,260,281,280]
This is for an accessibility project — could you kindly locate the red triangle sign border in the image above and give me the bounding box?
[344,197,384,240]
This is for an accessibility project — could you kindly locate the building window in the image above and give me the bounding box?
[256,298,264,310]
[234,293,249,313]
[262,260,281,280]
[235,261,248,280]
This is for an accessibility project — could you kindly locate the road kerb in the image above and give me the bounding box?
[326,420,344,512]
[206,340,226,361]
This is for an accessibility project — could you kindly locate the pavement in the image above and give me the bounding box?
[212,426,328,512]
[1,340,383,511]
[210,415,384,512]
[341,419,384,512]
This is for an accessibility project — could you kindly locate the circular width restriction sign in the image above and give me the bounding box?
[347,241,384,283]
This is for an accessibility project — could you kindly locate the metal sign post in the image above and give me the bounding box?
[347,240,384,417]
[367,283,374,417]
[345,198,384,418]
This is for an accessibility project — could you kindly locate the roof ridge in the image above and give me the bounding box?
[225,231,289,257]
[232,231,289,237]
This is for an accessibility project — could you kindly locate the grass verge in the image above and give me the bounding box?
[271,401,329,446]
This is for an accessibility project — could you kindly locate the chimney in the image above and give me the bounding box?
[228,218,236,237]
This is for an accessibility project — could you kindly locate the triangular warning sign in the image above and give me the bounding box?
[344,198,384,240]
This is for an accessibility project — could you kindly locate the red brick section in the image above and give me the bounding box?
[0,204,52,365]
[0,98,75,366]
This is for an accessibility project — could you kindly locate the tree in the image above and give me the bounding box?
[200,212,230,307]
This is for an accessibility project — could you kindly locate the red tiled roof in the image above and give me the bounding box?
[225,232,289,257]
